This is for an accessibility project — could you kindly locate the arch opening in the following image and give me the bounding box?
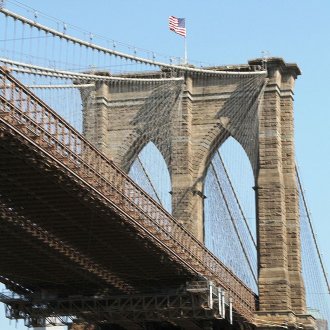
[204,137,257,292]
[128,141,172,213]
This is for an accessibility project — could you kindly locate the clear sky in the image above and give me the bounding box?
[1,0,330,329]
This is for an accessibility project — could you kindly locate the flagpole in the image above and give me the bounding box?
[184,36,187,65]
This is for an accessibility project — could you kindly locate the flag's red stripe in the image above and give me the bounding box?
[168,16,186,37]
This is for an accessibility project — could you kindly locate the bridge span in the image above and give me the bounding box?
[0,67,257,329]
[0,1,329,329]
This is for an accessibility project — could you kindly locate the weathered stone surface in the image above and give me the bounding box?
[82,58,314,329]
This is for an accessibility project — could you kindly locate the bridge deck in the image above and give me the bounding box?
[0,133,192,295]
[0,67,256,324]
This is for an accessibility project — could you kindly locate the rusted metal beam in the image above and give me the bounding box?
[1,281,228,328]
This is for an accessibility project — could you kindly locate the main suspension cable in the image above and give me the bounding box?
[0,6,267,77]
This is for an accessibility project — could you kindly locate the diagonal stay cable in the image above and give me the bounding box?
[210,162,258,286]
[136,155,163,207]
[296,164,330,294]
[216,150,256,248]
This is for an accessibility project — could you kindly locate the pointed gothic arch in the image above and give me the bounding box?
[203,136,257,292]
[83,59,308,322]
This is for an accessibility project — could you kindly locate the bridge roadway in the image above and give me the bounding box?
[0,67,256,329]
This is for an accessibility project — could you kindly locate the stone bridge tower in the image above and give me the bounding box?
[82,58,315,329]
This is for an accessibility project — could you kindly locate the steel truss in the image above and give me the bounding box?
[1,281,232,328]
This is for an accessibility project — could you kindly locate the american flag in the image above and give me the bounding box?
[169,16,186,37]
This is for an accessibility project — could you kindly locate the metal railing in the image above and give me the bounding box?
[0,67,256,322]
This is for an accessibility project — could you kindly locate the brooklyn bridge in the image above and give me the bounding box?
[0,1,329,330]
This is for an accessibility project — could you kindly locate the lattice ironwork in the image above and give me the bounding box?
[1,281,232,328]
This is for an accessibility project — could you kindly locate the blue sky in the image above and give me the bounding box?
[1,0,330,328]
